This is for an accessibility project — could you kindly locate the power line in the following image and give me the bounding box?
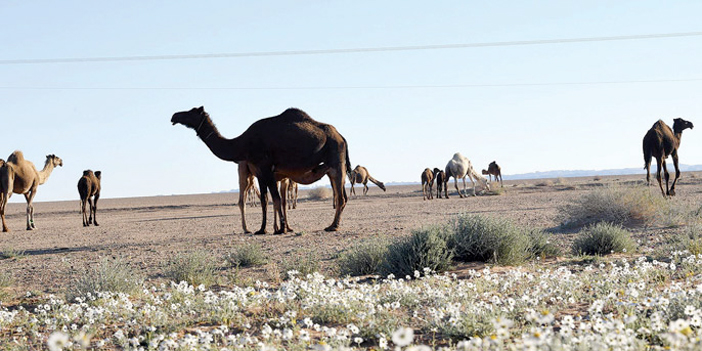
[1,31,701,65]
[2,78,701,90]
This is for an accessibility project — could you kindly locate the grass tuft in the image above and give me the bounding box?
[558,184,664,229]
[163,250,218,288]
[448,214,531,265]
[380,226,453,277]
[337,235,391,277]
[225,242,267,268]
[67,259,143,302]
[571,222,636,256]
[307,187,333,201]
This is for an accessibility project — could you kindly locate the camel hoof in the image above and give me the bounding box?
[244,230,252,234]
[94,223,100,226]
[274,229,285,235]
[324,225,340,232]
[254,230,267,235]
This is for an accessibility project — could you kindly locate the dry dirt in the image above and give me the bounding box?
[1,173,701,296]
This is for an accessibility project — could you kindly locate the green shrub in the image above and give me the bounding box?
[526,228,561,259]
[448,214,531,265]
[226,242,267,268]
[163,251,218,288]
[558,184,663,228]
[0,247,26,260]
[67,259,143,302]
[571,222,636,256]
[670,224,702,255]
[337,236,391,276]
[380,226,453,277]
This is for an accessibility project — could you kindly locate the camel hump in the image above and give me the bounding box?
[95,171,101,179]
[82,170,93,177]
[7,150,24,163]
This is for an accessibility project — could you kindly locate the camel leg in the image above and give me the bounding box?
[0,192,8,232]
[326,170,346,232]
[662,159,671,196]
[669,151,681,196]
[266,179,286,235]
[454,177,463,198]
[422,183,427,201]
[292,185,298,209]
[462,177,468,198]
[81,198,89,226]
[350,180,356,196]
[255,178,270,235]
[87,197,94,225]
[93,194,100,226]
[363,182,369,196]
[237,166,252,234]
[428,184,433,200]
[279,181,293,233]
[24,191,36,230]
[655,158,666,197]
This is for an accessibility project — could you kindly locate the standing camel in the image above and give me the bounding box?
[349,165,386,196]
[444,153,490,198]
[78,170,101,227]
[421,168,435,200]
[0,151,63,232]
[482,161,503,187]
[434,168,447,199]
[286,180,298,209]
[643,118,694,196]
[172,106,351,234]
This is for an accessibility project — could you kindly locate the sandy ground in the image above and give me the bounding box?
[1,172,701,295]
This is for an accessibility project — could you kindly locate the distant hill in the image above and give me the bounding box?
[501,164,702,181]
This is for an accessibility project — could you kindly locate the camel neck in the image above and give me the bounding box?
[37,162,55,185]
[197,120,246,162]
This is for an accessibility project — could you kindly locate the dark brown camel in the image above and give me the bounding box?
[78,170,101,227]
[482,161,503,187]
[172,106,351,234]
[434,168,447,199]
[643,118,694,196]
[421,168,435,200]
[349,165,386,196]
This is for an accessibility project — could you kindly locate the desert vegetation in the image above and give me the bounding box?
[1,176,702,350]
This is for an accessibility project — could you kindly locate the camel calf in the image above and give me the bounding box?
[434,168,447,199]
[349,165,386,196]
[78,170,101,227]
[482,161,503,187]
[421,168,435,200]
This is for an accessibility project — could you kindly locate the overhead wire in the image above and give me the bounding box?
[1,31,701,65]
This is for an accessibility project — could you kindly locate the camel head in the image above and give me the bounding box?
[433,168,441,176]
[95,171,101,179]
[482,169,489,175]
[46,154,63,168]
[673,118,694,133]
[171,106,209,132]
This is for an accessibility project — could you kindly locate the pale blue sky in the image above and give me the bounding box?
[1,1,701,202]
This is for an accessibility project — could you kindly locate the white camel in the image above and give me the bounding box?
[444,152,490,198]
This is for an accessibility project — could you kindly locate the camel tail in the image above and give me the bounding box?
[643,146,652,170]
[343,136,352,178]
[368,175,386,191]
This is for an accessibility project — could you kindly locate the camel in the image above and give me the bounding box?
[0,151,63,232]
[247,181,260,208]
[444,153,490,198]
[434,168,447,199]
[349,165,386,196]
[482,161,503,187]
[172,106,351,234]
[643,118,694,196]
[78,170,101,227]
[421,168,435,200]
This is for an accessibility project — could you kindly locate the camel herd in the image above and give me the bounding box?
[421,153,496,201]
[0,110,693,234]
